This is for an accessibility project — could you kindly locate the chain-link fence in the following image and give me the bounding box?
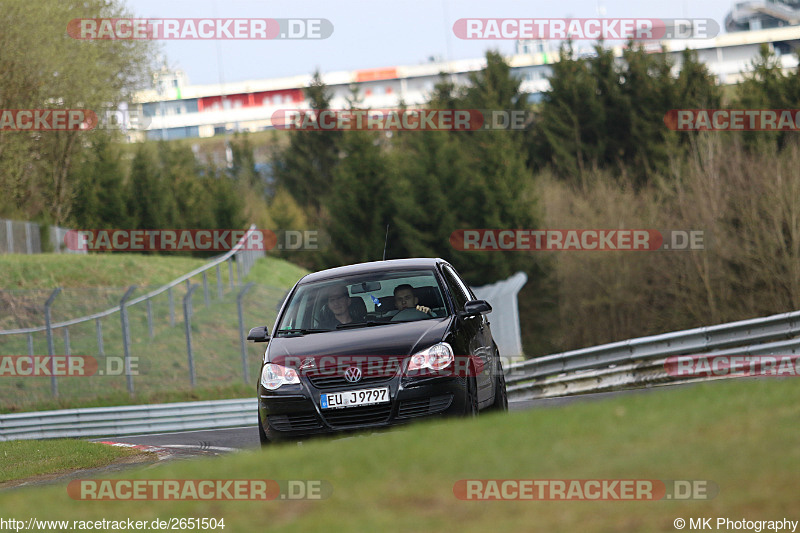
[0,278,283,411]
[0,218,83,254]
[0,227,275,410]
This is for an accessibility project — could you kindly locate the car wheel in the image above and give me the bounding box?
[488,371,508,412]
[258,410,270,447]
[464,376,479,417]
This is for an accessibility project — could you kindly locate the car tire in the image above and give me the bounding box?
[487,353,508,412]
[258,410,270,447]
[464,376,479,417]
[488,371,508,412]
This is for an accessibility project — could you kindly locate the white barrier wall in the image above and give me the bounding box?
[471,271,527,357]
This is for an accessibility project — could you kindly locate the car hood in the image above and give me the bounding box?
[266,317,452,365]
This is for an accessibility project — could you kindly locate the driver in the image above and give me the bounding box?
[393,284,431,314]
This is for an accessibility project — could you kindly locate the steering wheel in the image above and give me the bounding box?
[391,308,429,321]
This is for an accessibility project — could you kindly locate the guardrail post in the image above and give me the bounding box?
[120,285,137,395]
[45,287,61,397]
[216,264,223,300]
[62,327,71,382]
[24,222,32,254]
[168,287,175,327]
[5,220,13,254]
[183,284,199,387]
[27,333,33,357]
[146,299,154,338]
[96,318,104,357]
[63,327,70,357]
[54,227,63,254]
[237,282,255,385]
[203,271,210,308]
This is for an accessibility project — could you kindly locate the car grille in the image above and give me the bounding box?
[321,403,393,428]
[397,394,454,418]
[306,370,395,389]
[268,413,323,431]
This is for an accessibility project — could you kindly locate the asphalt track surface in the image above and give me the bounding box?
[90,391,640,453]
[0,389,663,491]
[2,398,585,491]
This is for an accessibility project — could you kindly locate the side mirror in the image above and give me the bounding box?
[247,325,270,342]
[460,299,492,317]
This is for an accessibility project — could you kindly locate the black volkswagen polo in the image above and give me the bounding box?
[248,258,508,444]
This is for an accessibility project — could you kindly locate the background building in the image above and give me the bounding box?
[127,24,800,142]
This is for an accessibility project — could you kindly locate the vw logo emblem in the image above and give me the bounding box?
[344,366,362,383]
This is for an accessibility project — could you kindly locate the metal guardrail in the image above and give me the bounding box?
[2,307,798,441]
[0,399,256,441]
[506,308,800,384]
[508,338,800,401]
[506,307,800,400]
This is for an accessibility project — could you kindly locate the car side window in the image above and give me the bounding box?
[450,266,476,301]
[280,290,311,330]
[442,266,469,311]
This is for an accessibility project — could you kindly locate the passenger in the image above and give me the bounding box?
[321,285,354,328]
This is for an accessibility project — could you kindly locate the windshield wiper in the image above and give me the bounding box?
[335,320,389,329]
[389,315,438,323]
[275,328,328,336]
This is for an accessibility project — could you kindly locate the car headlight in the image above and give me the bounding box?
[260,363,300,390]
[407,342,454,372]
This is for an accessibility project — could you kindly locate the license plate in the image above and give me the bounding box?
[320,387,390,409]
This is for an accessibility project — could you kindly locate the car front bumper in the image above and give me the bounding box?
[258,375,468,441]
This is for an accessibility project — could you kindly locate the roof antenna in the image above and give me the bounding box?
[382,224,390,261]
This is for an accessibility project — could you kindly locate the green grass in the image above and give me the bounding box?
[0,254,308,413]
[0,378,797,531]
[246,255,308,288]
[0,254,214,290]
[0,253,308,290]
[0,440,144,483]
[0,383,254,414]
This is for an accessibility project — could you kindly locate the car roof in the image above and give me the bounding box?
[298,258,448,284]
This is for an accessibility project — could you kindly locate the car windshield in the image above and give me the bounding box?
[274,269,447,334]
